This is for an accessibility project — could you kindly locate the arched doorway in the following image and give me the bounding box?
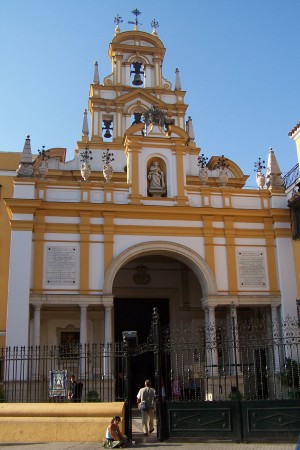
[107,245,217,401]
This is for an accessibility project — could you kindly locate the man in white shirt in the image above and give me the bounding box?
[137,379,156,436]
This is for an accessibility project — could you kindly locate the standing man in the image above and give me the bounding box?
[68,374,79,402]
[137,379,156,436]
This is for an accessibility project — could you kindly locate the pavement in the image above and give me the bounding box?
[0,413,297,449]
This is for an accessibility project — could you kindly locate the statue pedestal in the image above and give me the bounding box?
[149,188,166,198]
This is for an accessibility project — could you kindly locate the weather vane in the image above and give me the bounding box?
[114,14,123,26]
[128,9,142,28]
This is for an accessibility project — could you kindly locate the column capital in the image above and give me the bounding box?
[102,295,114,308]
[78,303,89,309]
[32,304,42,311]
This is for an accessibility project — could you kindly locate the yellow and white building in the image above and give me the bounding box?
[0,21,297,354]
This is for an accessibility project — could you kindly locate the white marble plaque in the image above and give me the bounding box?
[46,246,77,285]
[237,250,266,288]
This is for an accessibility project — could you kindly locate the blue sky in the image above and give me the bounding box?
[0,0,299,188]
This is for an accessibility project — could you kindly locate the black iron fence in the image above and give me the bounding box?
[158,314,300,402]
[0,343,125,403]
[1,312,300,404]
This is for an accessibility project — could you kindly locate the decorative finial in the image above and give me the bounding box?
[254,157,266,173]
[114,14,123,34]
[151,19,159,35]
[102,148,115,165]
[80,147,93,164]
[38,146,49,161]
[265,147,284,190]
[128,9,142,30]
[16,135,34,177]
[175,68,182,91]
[197,153,208,168]
[216,155,229,170]
[82,109,89,138]
[186,116,195,142]
[254,157,266,189]
[93,61,99,84]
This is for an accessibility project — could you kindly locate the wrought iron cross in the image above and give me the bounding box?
[128,9,142,27]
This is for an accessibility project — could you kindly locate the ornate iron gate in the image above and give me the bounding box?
[123,307,300,443]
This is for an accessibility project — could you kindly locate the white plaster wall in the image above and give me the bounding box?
[91,191,104,203]
[185,154,202,177]
[235,238,266,246]
[113,235,205,260]
[45,233,80,242]
[232,196,261,209]
[89,243,104,291]
[275,237,298,319]
[114,219,203,228]
[188,194,202,207]
[214,244,229,291]
[270,195,289,209]
[14,182,36,199]
[45,217,80,224]
[211,195,223,208]
[12,214,33,221]
[6,230,33,347]
[46,189,80,202]
[234,222,264,229]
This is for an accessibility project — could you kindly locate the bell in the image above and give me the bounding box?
[132,74,143,86]
[104,129,112,139]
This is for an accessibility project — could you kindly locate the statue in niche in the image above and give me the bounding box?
[147,161,166,197]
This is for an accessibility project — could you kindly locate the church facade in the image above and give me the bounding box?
[1,18,297,366]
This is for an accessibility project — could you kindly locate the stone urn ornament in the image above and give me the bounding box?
[102,149,114,182]
[80,148,93,181]
[216,155,230,187]
[254,157,266,189]
[197,153,209,185]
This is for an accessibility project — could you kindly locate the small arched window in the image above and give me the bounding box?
[130,62,145,87]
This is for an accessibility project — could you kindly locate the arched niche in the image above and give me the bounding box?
[147,157,167,197]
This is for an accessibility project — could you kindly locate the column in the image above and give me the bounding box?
[230,303,241,371]
[208,306,218,373]
[79,304,88,377]
[103,298,114,377]
[33,305,41,347]
[271,305,280,371]
[32,304,41,379]
[104,304,113,345]
[80,304,88,345]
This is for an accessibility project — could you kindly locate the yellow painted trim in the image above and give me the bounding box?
[263,218,279,292]
[10,221,34,231]
[79,212,91,292]
[32,216,45,291]
[203,216,215,274]
[103,212,115,275]
[224,217,238,294]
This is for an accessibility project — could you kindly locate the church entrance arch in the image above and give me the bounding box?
[104,241,217,297]
[105,242,217,404]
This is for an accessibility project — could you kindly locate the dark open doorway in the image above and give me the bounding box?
[114,298,169,401]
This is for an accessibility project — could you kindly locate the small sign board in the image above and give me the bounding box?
[48,370,67,398]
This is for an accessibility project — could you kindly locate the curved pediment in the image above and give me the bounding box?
[208,156,246,179]
[124,122,189,142]
[111,31,165,50]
